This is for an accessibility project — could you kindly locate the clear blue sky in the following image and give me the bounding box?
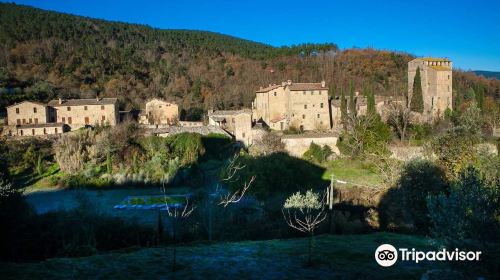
[6,0,500,71]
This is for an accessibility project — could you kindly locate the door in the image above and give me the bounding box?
[85,117,90,125]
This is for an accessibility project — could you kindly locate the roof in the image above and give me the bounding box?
[209,109,252,117]
[289,82,327,91]
[48,98,118,107]
[16,122,65,129]
[281,132,339,139]
[269,116,286,123]
[429,65,452,71]
[6,100,46,108]
[256,84,282,93]
[420,57,451,62]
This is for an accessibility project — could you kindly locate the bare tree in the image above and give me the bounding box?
[218,154,255,207]
[161,182,195,272]
[282,190,327,265]
[387,102,411,141]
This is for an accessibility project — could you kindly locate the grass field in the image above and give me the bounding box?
[0,232,444,280]
[323,158,384,187]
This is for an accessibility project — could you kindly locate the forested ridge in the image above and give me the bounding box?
[0,3,498,116]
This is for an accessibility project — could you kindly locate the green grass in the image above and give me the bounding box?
[323,158,384,187]
[0,232,445,280]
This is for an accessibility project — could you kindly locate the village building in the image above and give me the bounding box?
[47,97,119,130]
[208,109,253,146]
[252,80,330,131]
[138,99,178,126]
[408,57,453,120]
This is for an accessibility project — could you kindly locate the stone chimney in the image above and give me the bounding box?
[58,97,62,105]
[321,80,326,88]
[287,80,292,85]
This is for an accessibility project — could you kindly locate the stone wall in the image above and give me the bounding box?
[281,133,339,157]
[6,101,49,126]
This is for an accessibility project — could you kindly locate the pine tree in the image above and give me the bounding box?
[475,85,485,111]
[410,67,424,113]
[366,86,376,116]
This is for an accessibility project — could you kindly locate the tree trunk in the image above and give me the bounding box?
[308,231,313,265]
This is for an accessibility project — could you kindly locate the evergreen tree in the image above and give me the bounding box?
[365,86,376,116]
[340,89,347,121]
[410,67,424,113]
[475,85,485,111]
[348,81,357,116]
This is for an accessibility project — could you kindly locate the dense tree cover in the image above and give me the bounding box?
[1,3,496,115]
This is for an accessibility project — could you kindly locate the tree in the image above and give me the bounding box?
[348,81,356,116]
[340,89,347,124]
[410,67,424,113]
[365,86,376,116]
[427,166,499,244]
[282,190,327,265]
[387,102,411,141]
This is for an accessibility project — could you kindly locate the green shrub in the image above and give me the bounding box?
[303,143,333,164]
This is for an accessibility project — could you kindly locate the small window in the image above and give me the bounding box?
[448,85,450,92]
[67,107,71,111]
[311,91,314,95]
[84,106,88,111]
[304,104,307,109]
[29,118,32,124]
[101,116,106,121]
[34,118,38,124]
[16,108,19,114]
[20,130,23,136]
[317,114,320,118]
[159,105,162,108]
[22,119,26,124]
[448,75,450,80]
[101,105,105,110]
[242,133,246,138]
[320,103,324,108]
[303,91,306,95]
[319,91,322,95]
[302,114,305,119]
[62,117,65,123]
[33,107,37,113]
[273,92,277,96]
[68,117,72,124]
[55,128,58,134]
[17,119,21,125]
[32,129,35,135]
[232,118,235,123]
[43,128,46,135]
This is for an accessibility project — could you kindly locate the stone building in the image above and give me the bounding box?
[408,57,452,120]
[47,97,119,130]
[138,99,179,126]
[6,101,52,126]
[208,109,252,146]
[252,80,330,131]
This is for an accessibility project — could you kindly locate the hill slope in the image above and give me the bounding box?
[473,71,500,80]
[0,3,498,116]
[0,233,443,280]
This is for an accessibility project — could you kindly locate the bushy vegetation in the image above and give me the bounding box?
[303,142,333,164]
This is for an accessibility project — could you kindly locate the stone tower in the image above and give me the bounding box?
[408,57,453,120]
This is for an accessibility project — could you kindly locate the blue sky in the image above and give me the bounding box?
[5,0,500,71]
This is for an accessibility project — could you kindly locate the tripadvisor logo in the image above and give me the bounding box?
[374,244,482,267]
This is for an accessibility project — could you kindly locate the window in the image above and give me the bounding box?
[101,116,106,121]
[29,118,32,124]
[22,119,26,124]
[68,117,72,124]
[320,103,324,108]
[67,107,71,111]
[273,92,277,96]
[34,118,38,124]
[304,104,307,109]
[15,108,20,114]
[242,133,246,138]
[20,130,23,136]
[232,118,235,123]
[159,105,162,108]
[85,117,89,124]
[448,75,450,80]
[431,97,434,108]
[303,91,306,95]
[311,91,314,95]
[17,119,21,125]
[43,128,46,135]
[84,106,88,111]
[55,128,58,134]
[32,129,35,135]
[319,91,322,95]
[62,117,65,123]
[448,85,450,92]
[302,114,305,119]
[317,114,320,118]
[101,105,105,110]
[33,107,37,113]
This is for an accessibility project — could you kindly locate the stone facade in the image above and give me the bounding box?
[6,101,51,126]
[6,123,66,137]
[208,109,253,146]
[47,98,119,130]
[408,58,452,120]
[139,99,178,126]
[252,80,330,131]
